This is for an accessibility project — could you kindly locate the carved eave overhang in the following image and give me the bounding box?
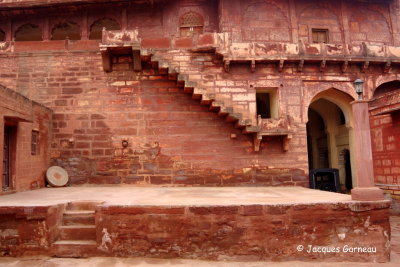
[218,42,400,73]
[369,90,400,116]
[100,28,142,72]
[0,0,166,11]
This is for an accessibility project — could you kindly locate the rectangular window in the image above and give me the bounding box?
[312,29,329,43]
[31,130,39,155]
[256,88,278,119]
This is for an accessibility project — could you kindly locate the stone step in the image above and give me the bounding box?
[183,87,194,93]
[200,94,215,105]
[226,113,242,123]
[52,240,98,258]
[218,106,233,117]
[63,211,95,226]
[59,225,96,241]
[66,201,101,211]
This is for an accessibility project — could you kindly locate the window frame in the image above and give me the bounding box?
[312,28,329,44]
[31,130,39,155]
[256,87,279,119]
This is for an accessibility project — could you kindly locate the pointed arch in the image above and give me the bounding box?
[373,80,400,98]
[349,8,391,44]
[242,1,291,42]
[179,11,204,37]
[15,23,42,41]
[89,18,121,40]
[307,88,356,191]
[51,21,81,40]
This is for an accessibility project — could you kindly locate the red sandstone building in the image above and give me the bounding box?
[0,0,399,262]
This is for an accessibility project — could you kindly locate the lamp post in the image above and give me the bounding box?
[350,78,384,200]
[353,79,364,100]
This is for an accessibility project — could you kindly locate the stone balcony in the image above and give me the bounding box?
[219,41,400,61]
[209,33,400,72]
[252,115,292,152]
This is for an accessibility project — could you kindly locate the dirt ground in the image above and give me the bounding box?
[0,216,399,267]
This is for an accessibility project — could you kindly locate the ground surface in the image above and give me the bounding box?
[0,186,352,206]
[0,215,399,267]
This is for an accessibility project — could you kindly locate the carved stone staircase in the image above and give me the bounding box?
[149,53,259,134]
[99,29,292,151]
[52,201,100,257]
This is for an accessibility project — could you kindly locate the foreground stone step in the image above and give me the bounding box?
[52,240,98,258]
[59,225,96,241]
[63,210,95,226]
[66,201,101,211]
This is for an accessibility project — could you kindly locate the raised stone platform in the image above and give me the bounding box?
[0,187,391,262]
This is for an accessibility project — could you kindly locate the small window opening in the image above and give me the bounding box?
[15,23,43,41]
[312,29,329,43]
[0,29,5,42]
[256,93,271,118]
[31,130,39,155]
[89,18,121,40]
[179,12,204,37]
[256,88,278,119]
[52,21,81,40]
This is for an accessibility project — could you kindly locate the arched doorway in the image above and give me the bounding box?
[307,89,355,193]
[370,80,400,200]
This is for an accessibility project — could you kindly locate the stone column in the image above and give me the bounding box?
[351,100,384,201]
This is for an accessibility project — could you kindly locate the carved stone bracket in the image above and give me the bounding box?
[101,50,112,72]
[250,60,256,72]
[320,60,326,72]
[283,134,292,152]
[253,114,263,152]
[253,132,262,152]
[224,60,230,72]
[297,60,304,72]
[132,50,142,71]
[384,61,391,73]
[278,59,284,72]
[361,61,369,72]
[341,61,348,73]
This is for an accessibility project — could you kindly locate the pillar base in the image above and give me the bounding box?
[351,187,384,201]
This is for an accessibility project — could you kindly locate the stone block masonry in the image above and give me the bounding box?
[0,85,52,192]
[0,0,399,193]
[0,50,308,186]
[0,205,64,256]
[95,201,390,262]
[0,187,391,261]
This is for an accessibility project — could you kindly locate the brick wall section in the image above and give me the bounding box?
[0,205,64,256]
[370,112,400,200]
[0,0,397,45]
[95,202,390,261]
[0,0,398,187]
[0,47,397,187]
[219,0,396,45]
[42,52,306,186]
[0,86,52,192]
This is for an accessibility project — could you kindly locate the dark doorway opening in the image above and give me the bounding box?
[306,108,329,170]
[343,149,353,191]
[3,125,16,190]
[256,92,271,118]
